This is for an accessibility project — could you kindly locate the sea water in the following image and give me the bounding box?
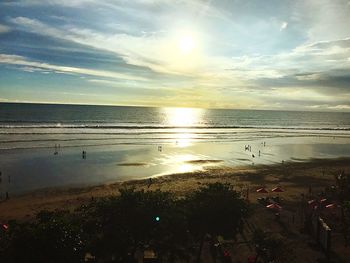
[0,103,349,193]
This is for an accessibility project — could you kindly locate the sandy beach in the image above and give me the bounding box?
[1,157,350,262]
[1,157,349,221]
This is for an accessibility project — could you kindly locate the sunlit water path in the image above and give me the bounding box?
[1,103,350,194]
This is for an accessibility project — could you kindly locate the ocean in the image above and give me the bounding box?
[0,102,350,194]
[1,102,349,150]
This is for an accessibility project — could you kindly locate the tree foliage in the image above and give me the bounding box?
[186,182,248,239]
[0,183,248,262]
[253,229,295,263]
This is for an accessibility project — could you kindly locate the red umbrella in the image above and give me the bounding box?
[325,203,337,209]
[271,187,284,193]
[256,188,268,193]
[308,199,317,206]
[266,203,282,210]
[320,198,327,204]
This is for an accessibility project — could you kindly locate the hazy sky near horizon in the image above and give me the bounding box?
[0,0,350,111]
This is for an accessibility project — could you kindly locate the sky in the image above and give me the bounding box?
[0,0,350,111]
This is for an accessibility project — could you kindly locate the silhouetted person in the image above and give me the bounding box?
[5,192,9,200]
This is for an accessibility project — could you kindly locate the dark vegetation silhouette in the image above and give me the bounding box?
[0,183,248,262]
[252,229,295,263]
[334,171,350,246]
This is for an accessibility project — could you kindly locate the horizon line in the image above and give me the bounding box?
[0,101,348,113]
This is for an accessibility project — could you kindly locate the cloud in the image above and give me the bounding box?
[2,0,96,7]
[8,15,350,110]
[0,24,10,33]
[3,1,350,110]
[229,37,350,79]
[280,21,288,31]
[9,16,239,80]
[0,53,148,81]
[300,0,350,42]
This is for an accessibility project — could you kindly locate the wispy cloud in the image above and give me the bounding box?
[280,21,288,31]
[0,53,147,81]
[1,0,350,110]
[0,24,10,33]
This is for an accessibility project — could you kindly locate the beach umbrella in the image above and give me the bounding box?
[256,187,268,193]
[266,203,282,210]
[308,199,317,206]
[325,203,337,209]
[271,187,284,193]
[320,198,327,204]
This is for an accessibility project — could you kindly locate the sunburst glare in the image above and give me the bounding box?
[164,107,203,127]
[178,35,195,54]
[163,107,204,147]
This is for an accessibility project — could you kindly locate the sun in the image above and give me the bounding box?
[178,35,195,54]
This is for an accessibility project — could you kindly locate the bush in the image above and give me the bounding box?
[0,183,248,262]
[186,182,248,239]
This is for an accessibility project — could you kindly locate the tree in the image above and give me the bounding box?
[334,171,350,245]
[343,201,350,246]
[82,188,190,262]
[185,183,248,262]
[253,229,295,263]
[0,210,86,263]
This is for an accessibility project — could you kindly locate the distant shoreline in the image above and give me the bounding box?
[1,101,348,113]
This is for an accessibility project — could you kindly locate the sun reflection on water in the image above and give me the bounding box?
[163,107,204,147]
[175,131,193,147]
[164,107,203,127]
[160,153,199,174]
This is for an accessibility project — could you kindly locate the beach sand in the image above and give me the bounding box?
[1,157,350,262]
[0,157,348,221]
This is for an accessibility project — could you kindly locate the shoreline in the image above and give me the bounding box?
[1,156,349,222]
[2,135,350,195]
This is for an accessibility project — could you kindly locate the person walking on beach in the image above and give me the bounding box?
[259,150,261,157]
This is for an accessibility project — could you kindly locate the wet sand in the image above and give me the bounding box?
[0,157,349,222]
[1,135,350,195]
